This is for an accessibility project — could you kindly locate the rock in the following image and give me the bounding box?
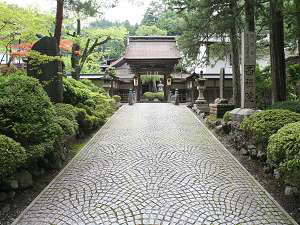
[215,125,223,134]
[241,148,249,155]
[229,108,257,122]
[284,186,298,196]
[16,170,33,189]
[274,169,280,180]
[257,150,266,159]
[263,165,272,174]
[247,145,257,157]
[214,120,222,126]
[0,192,7,202]
[0,204,10,214]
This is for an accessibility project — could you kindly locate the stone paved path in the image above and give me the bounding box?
[13,104,297,225]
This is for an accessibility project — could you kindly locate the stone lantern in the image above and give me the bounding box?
[193,71,209,113]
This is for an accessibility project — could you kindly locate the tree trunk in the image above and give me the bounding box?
[245,0,255,32]
[295,0,300,69]
[77,19,81,36]
[270,0,286,102]
[54,0,64,46]
[71,19,81,80]
[230,1,241,107]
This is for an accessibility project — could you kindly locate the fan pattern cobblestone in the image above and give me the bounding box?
[13,103,296,225]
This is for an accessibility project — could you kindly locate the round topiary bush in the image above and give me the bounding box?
[240,109,300,144]
[54,103,78,129]
[268,101,300,114]
[267,122,300,186]
[0,74,62,160]
[0,134,27,179]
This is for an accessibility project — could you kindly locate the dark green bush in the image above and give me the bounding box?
[63,78,116,134]
[267,122,300,186]
[268,101,300,114]
[240,109,300,144]
[223,111,231,123]
[63,78,91,105]
[54,103,78,128]
[0,74,63,160]
[79,79,105,93]
[56,116,77,137]
[0,134,27,179]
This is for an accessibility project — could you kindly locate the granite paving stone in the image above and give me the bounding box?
[12,103,297,225]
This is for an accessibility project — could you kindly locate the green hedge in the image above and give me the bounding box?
[143,92,164,101]
[268,101,300,114]
[240,109,300,145]
[63,78,116,134]
[267,122,300,187]
[0,134,27,179]
[0,75,63,161]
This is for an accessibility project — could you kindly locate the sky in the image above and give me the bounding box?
[1,0,152,24]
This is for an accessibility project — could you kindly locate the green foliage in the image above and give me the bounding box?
[0,74,63,161]
[143,92,165,101]
[267,122,300,186]
[240,110,300,145]
[256,66,272,109]
[63,77,92,105]
[79,79,105,93]
[143,92,155,101]
[0,3,53,50]
[54,103,79,135]
[141,75,162,84]
[0,135,27,179]
[141,0,183,35]
[56,116,77,137]
[155,92,164,101]
[135,25,167,36]
[63,78,116,134]
[269,101,300,113]
[223,111,231,123]
[112,95,121,102]
[287,64,300,100]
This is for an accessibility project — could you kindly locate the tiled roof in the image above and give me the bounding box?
[124,36,181,60]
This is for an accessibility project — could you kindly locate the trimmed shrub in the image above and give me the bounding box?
[54,103,78,129]
[112,95,121,102]
[143,92,154,101]
[56,116,77,137]
[268,101,300,114]
[267,122,300,186]
[79,79,105,94]
[143,92,164,101]
[63,78,91,105]
[155,92,164,101]
[240,109,300,144]
[63,78,116,134]
[0,135,27,179]
[223,111,231,123]
[0,74,63,160]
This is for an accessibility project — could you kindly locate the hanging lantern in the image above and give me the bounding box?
[133,76,139,86]
[167,77,172,86]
